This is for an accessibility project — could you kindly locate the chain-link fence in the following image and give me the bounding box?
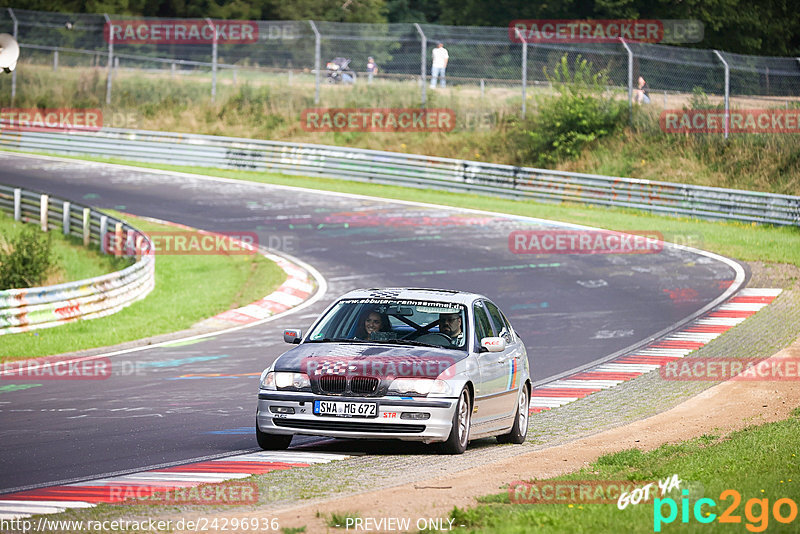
[1,8,799,136]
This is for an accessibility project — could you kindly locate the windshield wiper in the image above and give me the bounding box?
[306,338,376,344]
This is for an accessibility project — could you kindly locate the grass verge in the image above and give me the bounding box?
[0,211,286,361]
[0,211,131,287]
[450,408,800,533]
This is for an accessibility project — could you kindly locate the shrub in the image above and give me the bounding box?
[517,55,628,166]
[0,224,54,290]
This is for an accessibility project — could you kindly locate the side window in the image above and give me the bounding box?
[473,302,495,346]
[485,301,513,343]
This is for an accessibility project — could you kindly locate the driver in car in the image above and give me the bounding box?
[439,312,464,346]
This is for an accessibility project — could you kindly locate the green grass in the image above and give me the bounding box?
[0,211,131,287]
[324,511,360,529]
[0,212,286,360]
[447,408,800,533]
[18,154,800,269]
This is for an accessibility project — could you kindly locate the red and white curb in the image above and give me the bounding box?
[202,253,315,327]
[0,451,349,520]
[529,288,783,413]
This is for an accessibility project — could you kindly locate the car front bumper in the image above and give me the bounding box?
[257,391,458,443]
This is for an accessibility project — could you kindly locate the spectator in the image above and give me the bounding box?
[366,56,378,83]
[430,42,448,89]
[635,76,650,104]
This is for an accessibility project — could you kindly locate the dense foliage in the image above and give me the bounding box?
[1,0,797,56]
[0,224,53,290]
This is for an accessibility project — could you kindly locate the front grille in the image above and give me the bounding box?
[351,376,379,394]
[319,375,347,394]
[274,418,425,433]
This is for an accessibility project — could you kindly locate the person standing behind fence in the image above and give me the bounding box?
[367,56,378,83]
[430,42,448,89]
[635,76,650,104]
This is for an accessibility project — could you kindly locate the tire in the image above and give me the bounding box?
[256,420,292,450]
[497,384,530,444]
[439,387,471,454]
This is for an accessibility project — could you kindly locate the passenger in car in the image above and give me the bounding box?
[355,309,392,340]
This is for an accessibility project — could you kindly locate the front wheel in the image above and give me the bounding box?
[256,420,292,450]
[439,388,471,454]
[497,384,530,444]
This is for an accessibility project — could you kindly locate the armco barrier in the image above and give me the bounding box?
[1,127,799,226]
[0,184,155,335]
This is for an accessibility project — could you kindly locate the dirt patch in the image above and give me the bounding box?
[264,339,800,533]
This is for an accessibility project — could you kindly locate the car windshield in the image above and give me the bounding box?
[306,298,468,350]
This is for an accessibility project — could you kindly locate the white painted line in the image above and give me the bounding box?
[0,512,31,520]
[694,317,747,326]
[737,288,782,297]
[665,333,721,342]
[529,397,579,407]
[635,348,694,357]
[265,291,305,307]
[283,278,315,293]
[538,379,622,389]
[219,451,350,463]
[594,363,661,373]
[0,500,94,510]
[108,473,250,483]
[717,302,769,312]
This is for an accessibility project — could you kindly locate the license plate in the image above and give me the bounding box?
[313,400,377,418]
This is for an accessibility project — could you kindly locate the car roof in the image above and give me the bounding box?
[338,288,485,306]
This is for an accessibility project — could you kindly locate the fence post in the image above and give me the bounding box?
[53,49,58,71]
[8,8,17,102]
[62,201,71,235]
[99,215,108,253]
[206,18,218,103]
[40,194,49,231]
[171,62,176,78]
[620,38,633,118]
[13,188,21,221]
[713,50,730,139]
[104,14,113,105]
[516,28,527,118]
[83,208,91,246]
[309,21,321,105]
[414,23,426,108]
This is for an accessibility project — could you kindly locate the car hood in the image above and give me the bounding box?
[273,342,468,379]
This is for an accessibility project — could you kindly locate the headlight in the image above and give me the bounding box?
[388,378,451,396]
[261,372,310,390]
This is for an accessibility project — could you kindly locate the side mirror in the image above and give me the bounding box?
[480,337,506,353]
[283,329,302,344]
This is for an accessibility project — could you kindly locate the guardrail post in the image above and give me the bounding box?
[113,222,123,256]
[104,14,113,105]
[62,201,71,235]
[171,62,176,78]
[40,194,49,231]
[8,8,17,102]
[206,18,218,103]
[713,50,730,139]
[83,208,91,246]
[13,188,21,221]
[620,38,633,119]
[99,215,108,253]
[414,23,427,108]
[53,49,58,71]
[309,21,321,105]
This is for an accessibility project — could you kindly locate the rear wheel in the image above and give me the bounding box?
[439,388,471,454]
[497,384,530,444]
[256,419,292,450]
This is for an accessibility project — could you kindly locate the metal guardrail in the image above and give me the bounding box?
[0,184,155,335]
[0,127,799,226]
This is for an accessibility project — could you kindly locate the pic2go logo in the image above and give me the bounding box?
[654,489,798,532]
